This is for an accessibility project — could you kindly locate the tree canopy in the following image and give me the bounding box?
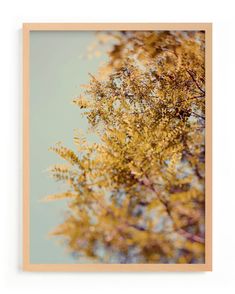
[47,31,205,264]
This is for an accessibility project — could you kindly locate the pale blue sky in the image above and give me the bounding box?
[30,31,106,263]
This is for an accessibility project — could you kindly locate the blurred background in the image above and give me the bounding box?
[30,31,104,263]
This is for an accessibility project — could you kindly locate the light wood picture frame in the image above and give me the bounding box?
[23,23,212,272]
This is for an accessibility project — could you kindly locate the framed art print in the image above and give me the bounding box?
[23,23,212,271]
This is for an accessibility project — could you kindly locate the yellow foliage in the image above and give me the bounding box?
[48,30,205,264]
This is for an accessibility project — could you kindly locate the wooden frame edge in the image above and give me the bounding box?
[22,22,212,31]
[23,23,30,269]
[205,22,213,272]
[22,263,211,272]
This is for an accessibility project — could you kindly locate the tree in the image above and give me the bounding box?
[47,31,205,264]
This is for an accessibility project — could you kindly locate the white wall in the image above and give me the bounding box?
[0,0,235,292]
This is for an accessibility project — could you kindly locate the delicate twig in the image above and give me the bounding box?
[187,95,205,101]
[138,176,205,244]
[178,229,205,244]
[191,111,205,120]
[187,70,205,94]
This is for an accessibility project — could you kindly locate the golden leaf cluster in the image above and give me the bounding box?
[48,31,205,264]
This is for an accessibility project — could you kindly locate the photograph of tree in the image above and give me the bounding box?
[28,28,207,266]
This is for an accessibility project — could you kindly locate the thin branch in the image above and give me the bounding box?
[138,176,205,244]
[187,70,205,95]
[187,95,205,101]
[191,111,205,120]
[178,229,205,244]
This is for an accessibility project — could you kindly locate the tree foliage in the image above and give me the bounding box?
[47,31,205,264]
